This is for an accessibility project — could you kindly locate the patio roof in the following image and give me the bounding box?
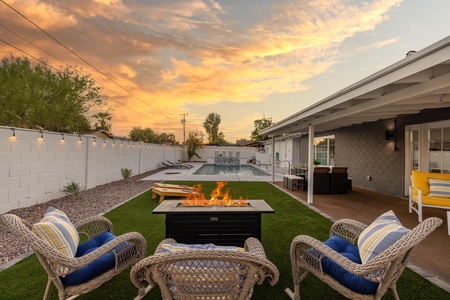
[261,35,450,137]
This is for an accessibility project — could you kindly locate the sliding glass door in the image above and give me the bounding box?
[405,121,450,195]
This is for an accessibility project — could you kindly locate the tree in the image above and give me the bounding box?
[203,112,229,144]
[157,132,177,145]
[129,127,157,143]
[129,127,178,144]
[0,56,104,132]
[185,131,203,161]
[217,131,229,144]
[92,109,112,132]
[251,117,273,141]
[203,113,221,144]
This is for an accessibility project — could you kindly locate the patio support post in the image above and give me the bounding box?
[307,125,314,204]
[271,135,275,182]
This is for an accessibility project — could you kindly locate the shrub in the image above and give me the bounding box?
[121,168,132,179]
[61,181,83,197]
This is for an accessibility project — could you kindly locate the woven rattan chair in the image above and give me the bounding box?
[130,237,279,300]
[1,213,147,300]
[286,217,442,300]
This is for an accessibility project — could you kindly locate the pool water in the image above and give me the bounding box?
[193,164,270,176]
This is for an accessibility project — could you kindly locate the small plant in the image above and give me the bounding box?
[313,160,321,166]
[61,181,83,197]
[121,168,132,179]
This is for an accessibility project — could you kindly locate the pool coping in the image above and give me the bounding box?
[141,163,284,182]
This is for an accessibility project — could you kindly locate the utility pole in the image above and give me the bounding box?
[180,113,188,145]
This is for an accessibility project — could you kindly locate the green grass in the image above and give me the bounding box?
[1,181,449,299]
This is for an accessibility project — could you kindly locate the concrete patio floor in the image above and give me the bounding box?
[275,182,450,292]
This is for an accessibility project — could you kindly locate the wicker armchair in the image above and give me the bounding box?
[286,217,442,300]
[130,237,279,300]
[1,213,147,300]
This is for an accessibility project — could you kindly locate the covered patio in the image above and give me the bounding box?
[261,36,450,205]
[258,36,450,293]
[275,182,450,291]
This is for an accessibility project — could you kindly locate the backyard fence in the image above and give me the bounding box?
[0,126,183,214]
[0,126,260,214]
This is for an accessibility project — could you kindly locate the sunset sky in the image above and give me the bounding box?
[2,0,450,143]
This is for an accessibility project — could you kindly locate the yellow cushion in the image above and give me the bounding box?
[411,170,450,196]
[422,196,450,208]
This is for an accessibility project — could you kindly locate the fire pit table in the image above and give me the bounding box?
[152,200,274,247]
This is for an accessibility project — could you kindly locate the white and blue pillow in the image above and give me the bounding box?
[428,178,450,198]
[32,207,79,257]
[358,210,410,264]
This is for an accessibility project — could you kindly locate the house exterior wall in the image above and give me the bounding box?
[296,107,450,198]
[332,120,403,196]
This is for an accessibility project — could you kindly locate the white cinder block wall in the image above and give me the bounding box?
[0,127,183,214]
[185,146,258,162]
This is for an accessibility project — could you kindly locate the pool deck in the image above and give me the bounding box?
[141,163,285,182]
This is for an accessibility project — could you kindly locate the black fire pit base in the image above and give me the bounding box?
[165,213,260,246]
[153,200,274,247]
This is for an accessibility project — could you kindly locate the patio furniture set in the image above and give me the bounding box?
[0,182,444,299]
[284,166,352,194]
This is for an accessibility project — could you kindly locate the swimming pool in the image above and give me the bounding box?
[193,164,270,176]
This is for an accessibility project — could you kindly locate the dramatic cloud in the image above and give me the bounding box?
[0,0,402,140]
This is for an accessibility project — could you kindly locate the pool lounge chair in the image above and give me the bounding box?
[161,161,190,169]
[166,160,194,168]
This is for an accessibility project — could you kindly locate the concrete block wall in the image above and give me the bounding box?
[334,121,404,197]
[185,146,258,163]
[0,127,183,214]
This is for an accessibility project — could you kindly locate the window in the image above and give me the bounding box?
[429,127,450,173]
[314,136,335,166]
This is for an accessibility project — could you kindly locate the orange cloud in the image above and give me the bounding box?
[0,0,403,140]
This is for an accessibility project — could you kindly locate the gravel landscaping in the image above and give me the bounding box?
[0,169,162,268]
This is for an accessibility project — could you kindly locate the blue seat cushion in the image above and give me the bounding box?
[321,236,379,295]
[61,232,117,286]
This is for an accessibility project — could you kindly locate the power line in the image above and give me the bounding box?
[0,37,158,121]
[0,0,173,119]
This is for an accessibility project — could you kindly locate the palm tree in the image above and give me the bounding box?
[92,111,112,132]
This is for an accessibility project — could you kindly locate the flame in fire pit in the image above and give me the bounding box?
[182,182,248,207]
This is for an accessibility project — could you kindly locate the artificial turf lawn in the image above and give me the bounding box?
[1,181,449,299]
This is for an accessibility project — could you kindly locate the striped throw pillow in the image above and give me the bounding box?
[32,207,80,257]
[428,178,450,198]
[358,210,410,264]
